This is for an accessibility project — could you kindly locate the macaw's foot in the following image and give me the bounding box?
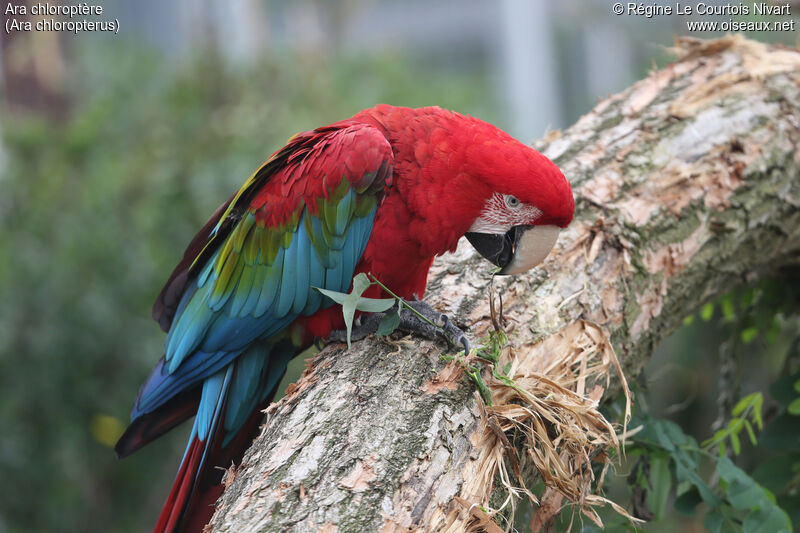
[327,298,470,355]
[400,299,471,355]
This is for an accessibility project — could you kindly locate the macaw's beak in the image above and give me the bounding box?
[465,225,561,275]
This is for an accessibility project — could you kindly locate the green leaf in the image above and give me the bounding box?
[794,379,800,394]
[353,297,395,313]
[743,419,758,446]
[316,287,396,313]
[742,507,793,533]
[467,366,492,406]
[717,456,792,531]
[741,327,759,344]
[701,303,714,321]
[683,314,695,326]
[704,428,729,448]
[351,272,371,295]
[752,394,764,430]
[648,454,671,520]
[314,287,350,305]
[721,296,736,320]
[317,272,373,349]
[718,457,763,508]
[376,310,401,336]
[635,419,722,506]
[726,478,763,510]
[651,421,676,452]
[704,509,724,533]
[730,430,741,455]
[676,461,721,507]
[733,393,758,416]
[674,486,702,516]
[728,418,744,454]
[765,316,780,344]
[787,398,800,416]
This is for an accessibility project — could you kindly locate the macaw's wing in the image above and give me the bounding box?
[131,121,393,422]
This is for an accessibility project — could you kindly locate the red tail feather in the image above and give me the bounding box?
[154,437,204,533]
[151,398,271,533]
[178,484,224,533]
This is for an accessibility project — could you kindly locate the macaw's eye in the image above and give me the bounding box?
[504,195,521,209]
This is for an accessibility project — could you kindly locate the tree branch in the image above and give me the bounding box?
[208,36,800,532]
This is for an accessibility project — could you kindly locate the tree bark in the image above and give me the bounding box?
[208,36,800,532]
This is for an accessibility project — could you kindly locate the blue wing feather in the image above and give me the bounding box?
[201,314,263,353]
[304,249,325,314]
[292,229,311,315]
[133,348,242,418]
[237,255,265,318]
[229,258,256,317]
[166,287,211,372]
[325,246,344,291]
[220,340,293,446]
[222,347,264,437]
[274,234,298,318]
[256,247,283,316]
[196,366,233,442]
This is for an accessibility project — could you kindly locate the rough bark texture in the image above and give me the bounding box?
[208,36,800,532]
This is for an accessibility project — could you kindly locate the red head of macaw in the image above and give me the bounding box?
[116,105,573,533]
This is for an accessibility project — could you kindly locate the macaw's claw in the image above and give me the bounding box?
[327,299,470,355]
[439,313,471,356]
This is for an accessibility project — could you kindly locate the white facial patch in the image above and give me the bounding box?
[500,225,561,275]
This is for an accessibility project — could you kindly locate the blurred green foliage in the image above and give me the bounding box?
[0,42,496,533]
[542,279,800,532]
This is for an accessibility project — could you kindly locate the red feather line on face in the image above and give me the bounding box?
[471,192,543,231]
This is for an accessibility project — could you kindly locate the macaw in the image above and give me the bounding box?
[115,104,574,533]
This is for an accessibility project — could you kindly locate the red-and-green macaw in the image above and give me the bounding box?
[116,105,574,533]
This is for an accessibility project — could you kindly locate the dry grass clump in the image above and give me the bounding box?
[441,320,637,532]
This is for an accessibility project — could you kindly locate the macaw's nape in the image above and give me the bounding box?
[115,104,574,533]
